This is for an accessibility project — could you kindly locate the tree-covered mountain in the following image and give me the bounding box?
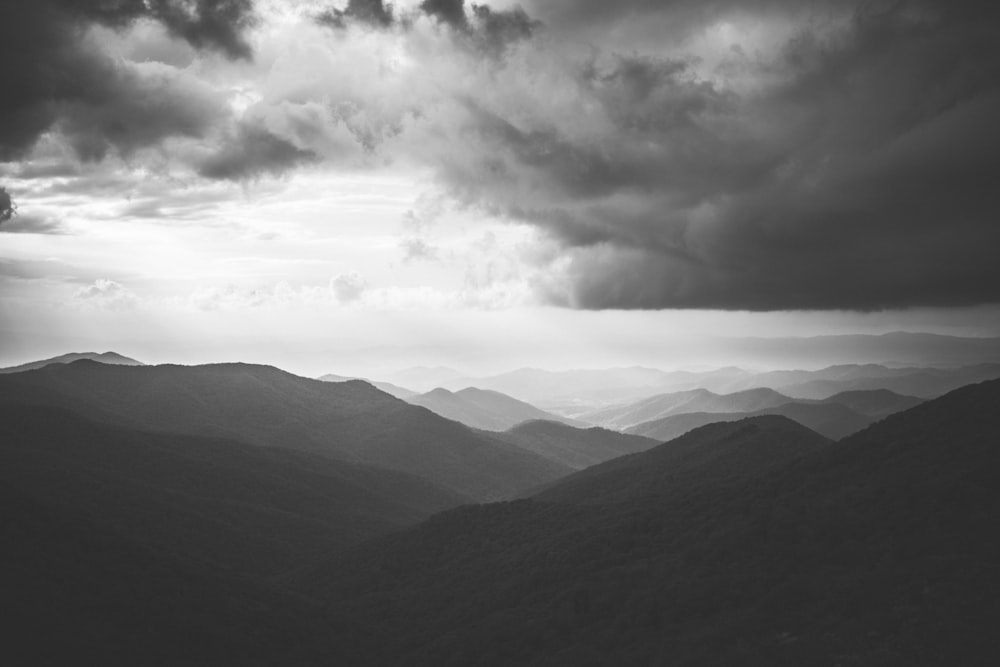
[0,404,465,579]
[0,361,569,500]
[408,387,580,431]
[813,388,924,419]
[0,350,143,374]
[319,373,417,399]
[627,401,873,442]
[539,416,829,505]
[289,379,1000,666]
[579,387,793,430]
[624,388,924,442]
[0,483,319,667]
[496,420,657,470]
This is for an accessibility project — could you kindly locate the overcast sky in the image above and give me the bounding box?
[1,0,999,376]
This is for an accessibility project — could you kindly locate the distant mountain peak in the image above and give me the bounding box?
[0,351,144,374]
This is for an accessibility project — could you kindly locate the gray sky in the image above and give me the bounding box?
[2,0,999,375]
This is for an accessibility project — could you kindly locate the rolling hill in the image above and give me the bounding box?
[0,483,317,667]
[289,379,1000,666]
[319,373,417,399]
[0,361,570,500]
[0,350,143,373]
[578,387,793,430]
[496,420,658,470]
[0,404,465,579]
[626,401,874,442]
[817,388,924,418]
[539,416,829,505]
[407,387,579,431]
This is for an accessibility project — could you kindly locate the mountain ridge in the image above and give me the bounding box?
[0,360,570,501]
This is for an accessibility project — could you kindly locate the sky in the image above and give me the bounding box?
[1,0,999,377]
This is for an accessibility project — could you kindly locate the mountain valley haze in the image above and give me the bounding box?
[2,0,999,664]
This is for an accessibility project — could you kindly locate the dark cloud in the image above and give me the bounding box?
[420,0,468,29]
[0,0,256,162]
[199,123,320,180]
[469,4,539,55]
[0,213,68,235]
[0,187,15,223]
[318,0,536,55]
[316,0,394,29]
[422,0,1000,310]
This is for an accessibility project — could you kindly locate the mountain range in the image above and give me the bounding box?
[390,360,999,407]
[576,386,923,441]
[0,361,569,500]
[292,378,1000,665]
[0,351,143,373]
[0,404,464,580]
[318,373,417,399]
[407,386,581,431]
[3,351,998,665]
[495,420,658,470]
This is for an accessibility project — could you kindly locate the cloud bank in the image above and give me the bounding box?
[3,0,999,311]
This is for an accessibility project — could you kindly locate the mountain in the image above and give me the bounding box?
[0,483,318,667]
[436,366,716,404]
[721,331,1000,368]
[774,363,1000,399]
[383,366,468,392]
[819,388,924,418]
[0,350,143,373]
[319,373,417,399]
[578,387,793,430]
[407,387,579,431]
[429,361,1000,407]
[627,401,873,441]
[0,404,465,579]
[539,416,829,505]
[496,420,658,470]
[289,379,1000,666]
[0,361,570,500]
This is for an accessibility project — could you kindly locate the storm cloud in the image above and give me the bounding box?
[3,0,1000,311]
[411,0,1000,310]
[0,0,256,161]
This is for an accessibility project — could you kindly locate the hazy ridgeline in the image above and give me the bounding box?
[1,352,999,665]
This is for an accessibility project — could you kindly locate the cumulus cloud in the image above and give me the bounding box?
[73,279,141,310]
[330,272,369,302]
[316,0,394,29]
[6,0,1000,311]
[0,0,258,162]
[199,121,320,180]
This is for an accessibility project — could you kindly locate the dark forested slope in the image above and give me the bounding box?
[0,404,464,579]
[496,420,657,470]
[292,380,1000,666]
[0,361,569,500]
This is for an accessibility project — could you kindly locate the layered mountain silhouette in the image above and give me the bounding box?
[407,387,581,431]
[0,361,569,500]
[580,387,922,441]
[417,360,1000,406]
[808,388,924,419]
[319,373,417,399]
[5,347,998,665]
[539,416,829,504]
[0,404,464,579]
[0,350,143,373]
[291,379,1000,666]
[627,401,874,441]
[579,387,793,430]
[495,420,657,470]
